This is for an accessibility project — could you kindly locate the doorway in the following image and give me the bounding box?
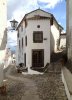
[32,49,44,67]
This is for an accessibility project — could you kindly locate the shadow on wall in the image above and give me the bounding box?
[50,31,66,62]
[50,32,55,54]
[0,28,7,50]
[66,59,72,73]
[51,50,67,63]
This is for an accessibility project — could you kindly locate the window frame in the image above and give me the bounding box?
[19,40,20,49]
[33,31,43,43]
[22,38,23,48]
[24,53,26,66]
[25,36,27,46]
[17,29,19,38]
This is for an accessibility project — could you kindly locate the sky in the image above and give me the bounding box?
[7,0,66,48]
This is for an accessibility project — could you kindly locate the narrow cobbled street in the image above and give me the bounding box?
[0,62,67,100]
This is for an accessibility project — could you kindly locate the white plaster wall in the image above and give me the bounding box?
[17,21,26,65]
[18,38,21,64]
[60,35,66,48]
[25,19,50,67]
[17,19,60,67]
[51,21,60,52]
[17,38,22,64]
[16,9,61,67]
[16,45,18,66]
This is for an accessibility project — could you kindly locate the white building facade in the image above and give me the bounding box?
[60,33,66,49]
[16,9,63,69]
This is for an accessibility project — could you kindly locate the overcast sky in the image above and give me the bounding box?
[7,0,66,48]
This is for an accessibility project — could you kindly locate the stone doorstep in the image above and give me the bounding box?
[30,67,46,72]
[17,67,28,73]
[30,64,49,72]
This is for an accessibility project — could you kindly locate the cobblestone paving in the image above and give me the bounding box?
[0,63,68,100]
[0,79,25,100]
[28,73,67,100]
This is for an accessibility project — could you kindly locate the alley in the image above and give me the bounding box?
[0,63,67,100]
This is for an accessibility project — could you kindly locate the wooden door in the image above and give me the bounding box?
[32,49,44,67]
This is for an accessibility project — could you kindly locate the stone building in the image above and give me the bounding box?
[16,9,63,69]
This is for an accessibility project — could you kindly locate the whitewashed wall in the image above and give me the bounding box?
[51,20,60,52]
[25,19,50,67]
[16,9,62,68]
[17,20,61,67]
[17,21,26,65]
[60,35,66,48]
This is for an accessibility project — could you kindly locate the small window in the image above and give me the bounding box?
[17,29,19,37]
[25,36,27,46]
[19,40,20,49]
[37,25,40,28]
[33,31,43,43]
[22,38,23,48]
[50,16,53,25]
[24,53,26,66]
[25,19,27,28]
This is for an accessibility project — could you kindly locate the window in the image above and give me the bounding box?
[33,31,43,43]
[25,36,27,46]
[17,29,19,37]
[22,38,23,48]
[19,40,20,49]
[25,19,27,28]
[24,53,26,66]
[50,16,53,25]
[37,25,40,28]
